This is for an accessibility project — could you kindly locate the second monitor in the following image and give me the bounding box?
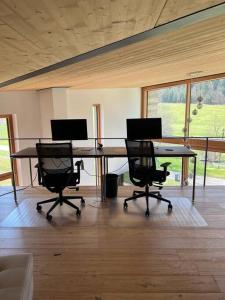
[126,118,162,140]
[51,119,88,141]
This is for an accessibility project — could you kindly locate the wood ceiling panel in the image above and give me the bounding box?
[0,0,166,82]
[1,0,224,86]
[2,14,225,91]
[157,0,225,25]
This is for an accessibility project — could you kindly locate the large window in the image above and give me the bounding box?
[147,84,187,186]
[143,76,225,186]
[148,84,186,136]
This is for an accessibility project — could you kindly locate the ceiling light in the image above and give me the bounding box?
[188,71,203,77]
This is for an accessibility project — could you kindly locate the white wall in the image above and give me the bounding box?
[38,89,54,138]
[67,88,141,185]
[0,91,41,185]
[52,88,68,118]
[67,88,140,140]
[38,88,68,138]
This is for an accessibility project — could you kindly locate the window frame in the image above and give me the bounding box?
[0,114,18,184]
[142,75,225,152]
[142,74,225,184]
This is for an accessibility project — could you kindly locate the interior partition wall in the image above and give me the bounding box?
[142,74,225,186]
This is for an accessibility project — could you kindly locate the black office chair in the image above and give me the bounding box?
[35,143,85,221]
[124,139,172,216]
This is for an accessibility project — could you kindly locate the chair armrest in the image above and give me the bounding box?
[75,160,83,171]
[75,160,82,167]
[34,163,42,185]
[160,162,171,168]
[73,160,83,185]
[160,162,171,173]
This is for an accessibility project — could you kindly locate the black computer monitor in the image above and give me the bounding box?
[51,119,88,141]
[126,118,162,140]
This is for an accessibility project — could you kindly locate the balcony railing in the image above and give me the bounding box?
[0,136,225,187]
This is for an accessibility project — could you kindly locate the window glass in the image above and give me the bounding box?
[0,118,11,175]
[190,79,225,138]
[147,85,186,136]
[0,179,12,186]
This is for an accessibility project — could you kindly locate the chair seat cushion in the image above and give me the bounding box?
[43,172,79,188]
[133,165,170,183]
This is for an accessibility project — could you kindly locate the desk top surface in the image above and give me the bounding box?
[11,146,196,158]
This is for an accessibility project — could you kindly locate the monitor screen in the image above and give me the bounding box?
[51,119,88,141]
[126,118,162,140]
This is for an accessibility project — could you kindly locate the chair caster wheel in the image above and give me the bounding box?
[76,210,81,216]
[60,202,63,206]
[123,202,128,209]
[36,205,42,212]
[168,204,173,211]
[81,198,85,205]
[46,214,52,221]
[145,210,150,217]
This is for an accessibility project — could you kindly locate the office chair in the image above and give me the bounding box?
[124,139,172,216]
[35,143,85,221]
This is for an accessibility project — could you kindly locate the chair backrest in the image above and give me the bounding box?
[36,143,74,191]
[125,139,156,186]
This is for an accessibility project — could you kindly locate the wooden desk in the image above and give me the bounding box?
[10,146,197,203]
[101,146,196,157]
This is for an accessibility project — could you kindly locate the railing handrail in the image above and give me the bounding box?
[0,136,225,140]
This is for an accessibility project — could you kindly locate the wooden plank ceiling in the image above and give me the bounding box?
[0,0,224,91]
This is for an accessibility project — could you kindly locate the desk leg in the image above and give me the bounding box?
[105,157,108,174]
[192,156,197,204]
[11,158,17,203]
[181,158,184,187]
[29,158,33,187]
[101,156,106,201]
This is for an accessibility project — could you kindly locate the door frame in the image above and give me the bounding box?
[0,114,18,184]
[92,104,102,186]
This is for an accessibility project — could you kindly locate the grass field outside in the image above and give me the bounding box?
[0,120,11,184]
[155,103,225,137]
[0,121,9,146]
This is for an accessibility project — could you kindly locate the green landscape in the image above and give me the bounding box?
[146,79,225,185]
[0,120,11,186]
[157,103,225,138]
[156,103,225,180]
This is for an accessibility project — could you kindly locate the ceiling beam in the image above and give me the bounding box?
[1,1,225,89]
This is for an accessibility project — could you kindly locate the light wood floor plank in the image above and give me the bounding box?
[0,186,225,299]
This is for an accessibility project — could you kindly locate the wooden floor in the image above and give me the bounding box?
[1,185,225,300]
